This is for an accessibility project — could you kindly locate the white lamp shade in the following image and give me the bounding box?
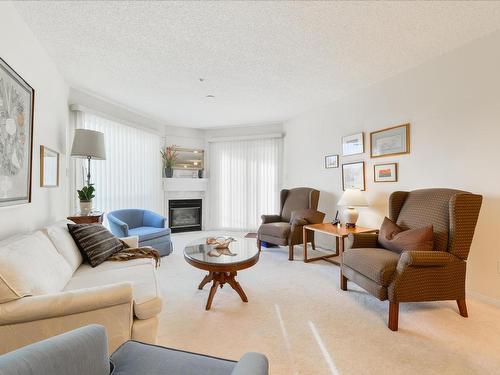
[337,188,368,207]
[71,129,106,160]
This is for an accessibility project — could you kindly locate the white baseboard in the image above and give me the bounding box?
[467,290,500,307]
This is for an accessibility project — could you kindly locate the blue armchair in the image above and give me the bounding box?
[107,209,173,256]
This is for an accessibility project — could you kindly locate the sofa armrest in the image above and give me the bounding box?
[143,211,166,228]
[290,209,325,225]
[261,214,281,224]
[0,325,110,375]
[231,352,269,375]
[348,232,379,249]
[397,251,456,269]
[0,282,133,325]
[121,235,139,248]
[107,214,129,237]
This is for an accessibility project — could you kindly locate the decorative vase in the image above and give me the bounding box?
[80,200,92,215]
[164,167,173,178]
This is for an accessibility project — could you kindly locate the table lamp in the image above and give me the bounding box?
[337,188,368,228]
[70,129,106,186]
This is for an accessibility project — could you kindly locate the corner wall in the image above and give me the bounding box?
[0,3,69,239]
[283,30,500,300]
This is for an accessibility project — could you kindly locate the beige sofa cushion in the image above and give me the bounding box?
[64,259,161,320]
[43,220,83,272]
[0,231,73,303]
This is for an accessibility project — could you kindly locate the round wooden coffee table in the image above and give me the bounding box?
[184,237,259,310]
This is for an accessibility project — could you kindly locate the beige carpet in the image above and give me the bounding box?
[157,231,500,375]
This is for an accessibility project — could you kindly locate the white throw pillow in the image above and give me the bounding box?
[0,231,73,303]
[43,220,83,272]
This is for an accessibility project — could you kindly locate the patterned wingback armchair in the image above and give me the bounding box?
[341,188,482,331]
[257,188,325,261]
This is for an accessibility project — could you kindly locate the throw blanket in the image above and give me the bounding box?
[107,240,161,268]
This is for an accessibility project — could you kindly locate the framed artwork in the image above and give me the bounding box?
[374,163,398,183]
[342,132,364,156]
[370,123,410,158]
[40,146,59,187]
[0,58,35,207]
[342,161,365,191]
[325,154,339,169]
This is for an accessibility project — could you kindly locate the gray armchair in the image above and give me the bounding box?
[257,188,325,260]
[0,325,269,375]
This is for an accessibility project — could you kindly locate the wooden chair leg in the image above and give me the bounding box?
[388,302,399,331]
[288,245,294,261]
[340,272,347,291]
[457,299,468,318]
[257,239,262,252]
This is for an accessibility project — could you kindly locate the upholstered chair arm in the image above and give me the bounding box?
[143,210,166,228]
[290,209,325,225]
[261,214,281,224]
[397,251,456,269]
[107,214,129,237]
[231,352,269,375]
[347,233,379,249]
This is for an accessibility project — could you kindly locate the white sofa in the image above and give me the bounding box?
[0,220,162,355]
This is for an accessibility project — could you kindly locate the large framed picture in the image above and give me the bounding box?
[0,58,35,207]
[374,163,398,183]
[342,132,364,156]
[342,161,365,191]
[370,123,410,158]
[40,146,59,187]
[325,154,339,169]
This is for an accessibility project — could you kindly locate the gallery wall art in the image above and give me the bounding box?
[370,123,410,158]
[0,57,34,207]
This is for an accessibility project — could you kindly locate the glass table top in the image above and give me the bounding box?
[184,237,259,265]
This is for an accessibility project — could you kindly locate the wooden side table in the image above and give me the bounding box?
[302,223,378,265]
[67,211,104,224]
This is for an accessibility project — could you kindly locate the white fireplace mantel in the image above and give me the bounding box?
[163,178,208,192]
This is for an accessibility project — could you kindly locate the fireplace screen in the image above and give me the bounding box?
[169,199,202,233]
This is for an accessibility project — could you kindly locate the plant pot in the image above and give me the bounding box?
[79,200,93,215]
[164,167,173,178]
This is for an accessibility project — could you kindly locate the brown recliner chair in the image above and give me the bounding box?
[257,188,325,260]
[341,188,482,331]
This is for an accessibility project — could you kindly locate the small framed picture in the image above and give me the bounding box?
[342,161,365,191]
[40,146,59,187]
[325,154,339,169]
[342,132,364,156]
[370,123,410,158]
[374,163,398,183]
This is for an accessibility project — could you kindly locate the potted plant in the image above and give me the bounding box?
[77,184,95,214]
[161,145,178,178]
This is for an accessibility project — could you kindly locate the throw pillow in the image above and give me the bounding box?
[378,217,434,254]
[67,224,124,267]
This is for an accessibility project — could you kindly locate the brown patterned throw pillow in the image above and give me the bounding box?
[378,217,434,254]
[67,224,124,267]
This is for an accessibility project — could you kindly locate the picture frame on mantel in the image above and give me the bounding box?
[370,123,410,158]
[342,161,365,191]
[0,57,35,207]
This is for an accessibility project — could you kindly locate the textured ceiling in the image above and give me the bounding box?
[14,1,500,128]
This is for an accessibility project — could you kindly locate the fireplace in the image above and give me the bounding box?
[168,199,202,233]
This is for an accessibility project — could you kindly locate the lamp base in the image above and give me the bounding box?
[343,207,359,228]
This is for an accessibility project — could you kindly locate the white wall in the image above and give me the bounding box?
[0,3,69,239]
[283,30,500,301]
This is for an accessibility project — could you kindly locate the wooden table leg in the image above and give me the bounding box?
[206,279,220,310]
[198,272,213,290]
[303,226,308,262]
[227,272,248,302]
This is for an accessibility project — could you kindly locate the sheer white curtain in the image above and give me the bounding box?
[73,110,162,213]
[209,136,282,231]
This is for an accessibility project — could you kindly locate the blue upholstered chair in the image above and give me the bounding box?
[107,209,173,256]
